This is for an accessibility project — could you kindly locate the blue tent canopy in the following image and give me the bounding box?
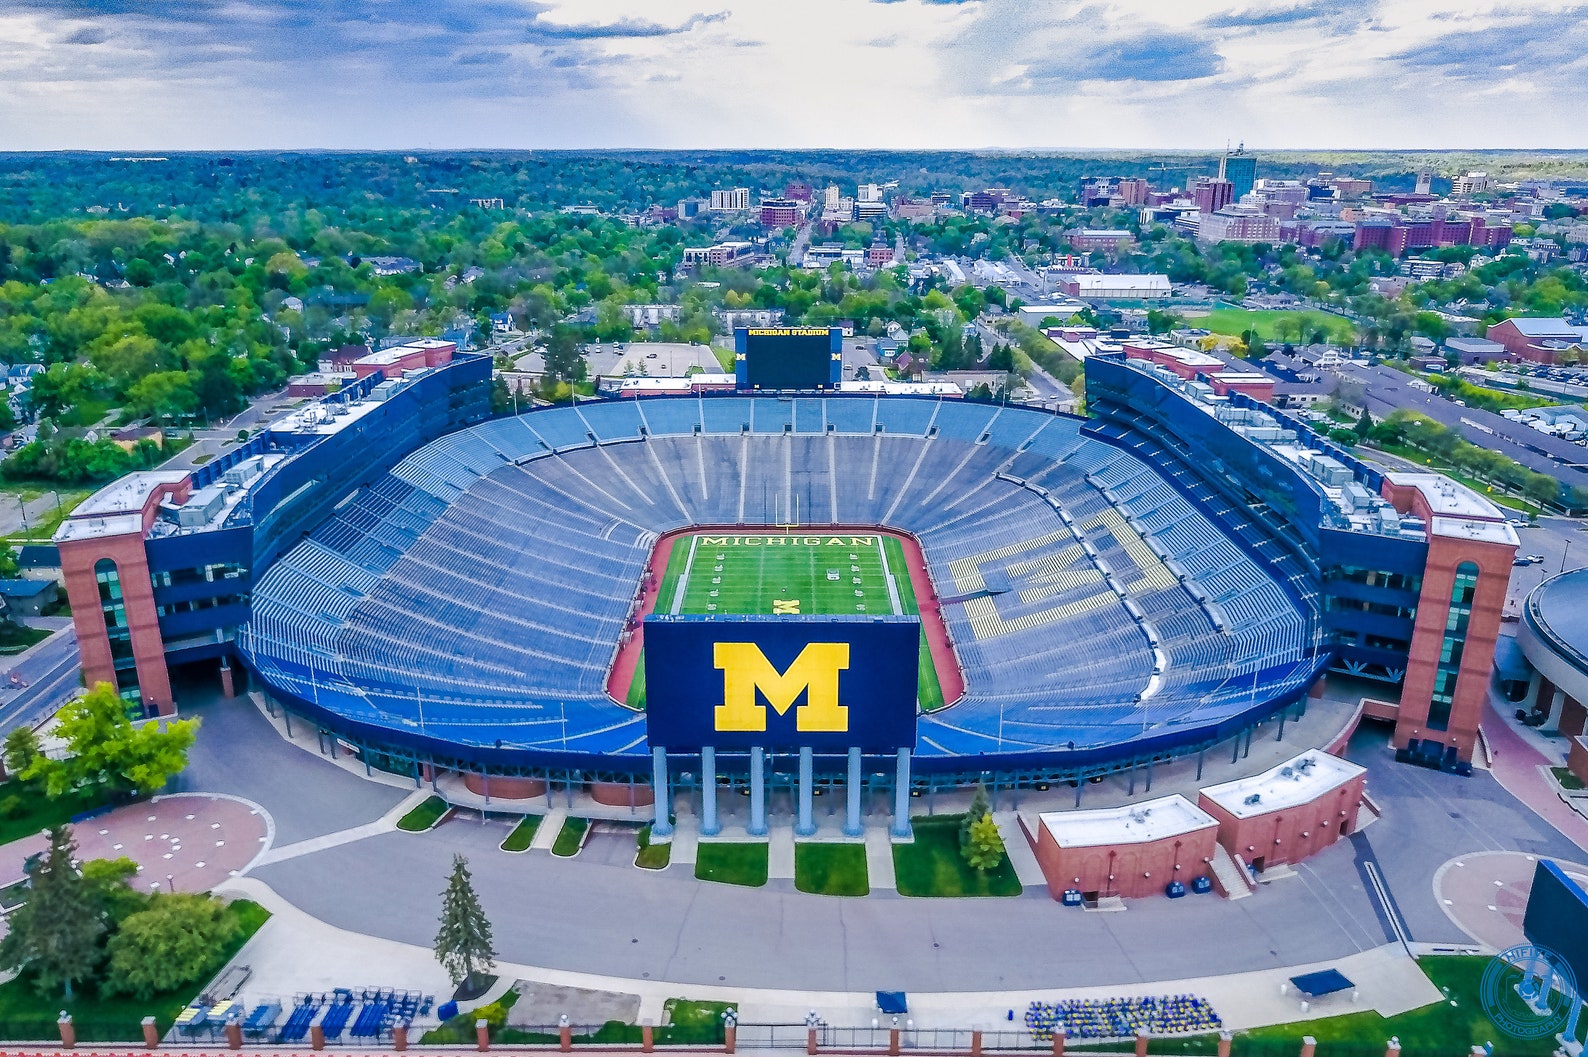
[1290,970,1353,998]
[876,992,908,1015]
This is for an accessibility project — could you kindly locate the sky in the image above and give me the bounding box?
[2,0,1586,151]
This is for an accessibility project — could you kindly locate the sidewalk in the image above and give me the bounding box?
[1480,691,1588,854]
[213,876,1440,1033]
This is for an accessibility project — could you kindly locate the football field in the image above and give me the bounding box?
[627,530,946,711]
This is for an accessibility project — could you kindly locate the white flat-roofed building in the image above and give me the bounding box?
[1025,794,1220,900]
[1058,274,1171,300]
[1198,751,1367,871]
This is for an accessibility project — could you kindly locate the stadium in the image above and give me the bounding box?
[236,394,1325,782]
[58,329,1518,812]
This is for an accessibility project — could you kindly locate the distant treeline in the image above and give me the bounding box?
[3,149,1588,223]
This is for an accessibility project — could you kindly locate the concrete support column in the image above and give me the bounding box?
[219,660,236,699]
[701,746,721,837]
[844,747,863,837]
[651,745,673,838]
[1549,687,1568,730]
[796,746,817,836]
[748,747,768,836]
[891,748,913,838]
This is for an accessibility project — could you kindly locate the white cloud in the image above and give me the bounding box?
[0,0,1584,148]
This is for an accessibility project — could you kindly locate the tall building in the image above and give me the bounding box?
[758,198,802,228]
[1415,171,1433,195]
[1219,149,1257,201]
[709,187,750,212]
[1193,178,1235,215]
[1116,178,1150,206]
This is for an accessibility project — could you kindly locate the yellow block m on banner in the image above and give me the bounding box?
[713,642,850,733]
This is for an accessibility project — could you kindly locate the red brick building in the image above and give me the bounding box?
[1198,752,1367,873]
[1484,317,1588,365]
[1379,473,1519,766]
[1024,795,1220,900]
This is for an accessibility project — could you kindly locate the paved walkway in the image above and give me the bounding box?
[0,793,268,893]
[864,829,896,890]
[252,789,428,867]
[1480,691,1588,854]
[217,873,1439,1033]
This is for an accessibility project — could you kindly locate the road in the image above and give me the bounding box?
[0,623,80,735]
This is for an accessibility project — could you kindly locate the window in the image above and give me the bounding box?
[94,558,140,704]
[1427,562,1479,732]
[151,561,246,590]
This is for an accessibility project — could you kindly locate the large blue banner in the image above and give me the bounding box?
[643,614,920,751]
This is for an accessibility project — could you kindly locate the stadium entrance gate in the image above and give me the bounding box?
[650,745,913,839]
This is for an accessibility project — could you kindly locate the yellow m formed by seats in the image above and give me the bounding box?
[713,642,850,732]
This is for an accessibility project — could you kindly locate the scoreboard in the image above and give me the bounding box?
[735,327,843,391]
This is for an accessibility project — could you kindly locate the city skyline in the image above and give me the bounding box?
[3,0,1587,152]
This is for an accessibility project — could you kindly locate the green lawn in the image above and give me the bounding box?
[0,898,268,1042]
[893,815,1023,897]
[1552,766,1585,791]
[712,346,737,372]
[551,816,589,857]
[635,823,672,870]
[694,842,768,887]
[499,815,542,851]
[395,795,450,832]
[425,992,728,1047]
[0,780,120,851]
[633,530,943,710]
[0,623,51,654]
[1202,306,1356,346]
[0,488,92,545]
[794,842,869,896]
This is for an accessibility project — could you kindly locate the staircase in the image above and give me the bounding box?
[1209,844,1255,900]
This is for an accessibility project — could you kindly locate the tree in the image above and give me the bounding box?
[964,814,1007,872]
[0,827,104,998]
[82,856,150,929]
[2,725,42,782]
[126,370,198,422]
[104,894,239,999]
[22,682,199,798]
[961,784,991,848]
[435,854,495,994]
[1352,408,1373,440]
[542,329,588,385]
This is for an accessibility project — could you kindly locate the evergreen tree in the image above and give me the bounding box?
[435,854,495,993]
[964,814,1007,872]
[0,827,104,998]
[960,784,991,848]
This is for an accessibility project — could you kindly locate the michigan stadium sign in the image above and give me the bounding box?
[643,614,920,751]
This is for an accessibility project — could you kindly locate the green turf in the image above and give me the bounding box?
[892,815,1023,898]
[883,535,946,711]
[1200,306,1356,346]
[424,993,728,1047]
[694,842,769,887]
[633,530,944,709]
[499,815,543,851]
[551,816,589,857]
[395,795,450,832]
[794,842,870,896]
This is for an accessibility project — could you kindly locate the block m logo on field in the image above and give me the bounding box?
[713,642,849,733]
